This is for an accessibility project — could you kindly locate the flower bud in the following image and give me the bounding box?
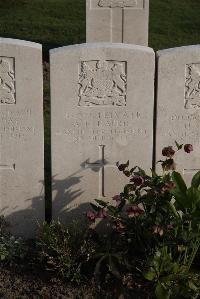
[97,208,107,219]
[162,146,175,158]
[162,181,176,191]
[86,210,96,222]
[112,195,121,205]
[130,175,144,186]
[184,144,193,154]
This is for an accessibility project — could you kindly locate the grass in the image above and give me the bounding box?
[0,0,199,58]
[0,0,200,219]
[0,0,85,60]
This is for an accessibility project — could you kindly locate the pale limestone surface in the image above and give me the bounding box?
[0,38,44,238]
[156,46,200,184]
[86,0,149,45]
[51,43,154,222]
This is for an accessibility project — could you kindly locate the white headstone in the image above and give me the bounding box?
[51,43,154,222]
[86,0,149,45]
[0,39,44,238]
[156,46,200,183]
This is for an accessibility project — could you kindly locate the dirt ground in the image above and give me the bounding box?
[0,266,104,299]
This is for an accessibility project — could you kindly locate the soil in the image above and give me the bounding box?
[0,264,150,299]
[0,266,104,299]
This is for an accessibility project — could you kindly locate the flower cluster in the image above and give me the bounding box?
[127,205,144,217]
[86,208,107,223]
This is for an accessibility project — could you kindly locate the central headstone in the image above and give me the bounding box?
[0,39,44,238]
[86,0,149,45]
[51,43,154,222]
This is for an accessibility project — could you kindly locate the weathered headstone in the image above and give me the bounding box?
[51,43,154,222]
[0,38,44,238]
[86,0,149,45]
[155,46,200,183]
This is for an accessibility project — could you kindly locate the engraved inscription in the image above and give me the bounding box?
[164,112,200,146]
[98,0,137,8]
[79,60,127,106]
[0,57,16,105]
[185,63,200,109]
[0,109,35,140]
[57,111,148,144]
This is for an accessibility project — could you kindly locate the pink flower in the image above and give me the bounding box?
[86,210,96,222]
[152,226,164,236]
[162,181,176,191]
[98,208,107,219]
[130,175,144,186]
[167,224,173,231]
[127,205,144,217]
[184,144,193,154]
[162,146,175,158]
[112,195,121,205]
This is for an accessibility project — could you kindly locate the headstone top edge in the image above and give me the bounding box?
[157,44,200,58]
[50,42,154,55]
[0,38,42,50]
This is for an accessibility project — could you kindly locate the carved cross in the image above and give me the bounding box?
[0,164,15,172]
[85,145,117,197]
[92,0,140,42]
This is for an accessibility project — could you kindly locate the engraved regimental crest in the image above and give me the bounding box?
[98,0,137,7]
[0,57,16,104]
[78,60,127,106]
[185,63,200,110]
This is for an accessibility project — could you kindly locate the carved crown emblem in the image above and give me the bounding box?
[185,63,200,109]
[78,60,127,106]
[0,58,16,105]
[98,0,137,8]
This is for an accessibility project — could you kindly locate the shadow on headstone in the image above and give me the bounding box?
[2,180,44,239]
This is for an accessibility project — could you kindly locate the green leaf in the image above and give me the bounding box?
[108,255,121,279]
[90,203,100,212]
[155,283,171,299]
[144,268,156,281]
[94,199,107,208]
[107,205,118,214]
[175,141,183,150]
[186,187,200,210]
[171,172,189,210]
[94,255,107,281]
[166,201,180,219]
[171,171,187,194]
[188,280,198,291]
[191,171,200,188]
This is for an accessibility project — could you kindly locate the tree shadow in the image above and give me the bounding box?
[2,158,108,238]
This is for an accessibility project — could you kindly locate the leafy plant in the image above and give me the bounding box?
[37,220,96,283]
[0,216,26,264]
[88,142,200,298]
